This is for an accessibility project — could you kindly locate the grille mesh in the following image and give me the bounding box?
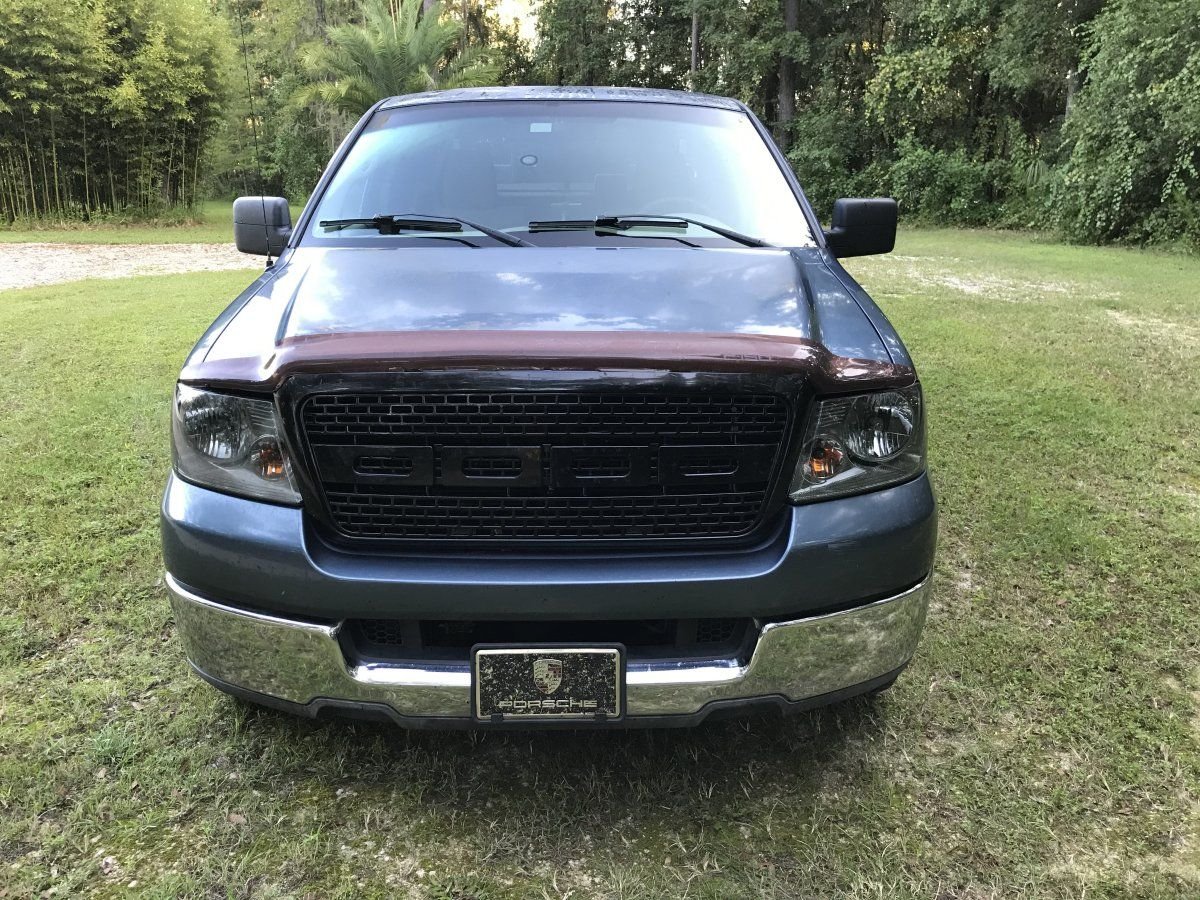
[300,390,789,542]
[352,617,750,657]
[695,618,739,644]
[303,392,787,446]
[461,456,523,477]
[356,456,414,476]
[323,488,769,539]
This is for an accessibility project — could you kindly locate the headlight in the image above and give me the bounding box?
[171,385,301,504]
[788,384,925,503]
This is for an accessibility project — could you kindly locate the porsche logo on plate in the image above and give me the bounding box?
[474,648,622,720]
[532,658,563,695]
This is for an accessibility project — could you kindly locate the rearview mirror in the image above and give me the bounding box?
[823,198,897,258]
[233,196,292,256]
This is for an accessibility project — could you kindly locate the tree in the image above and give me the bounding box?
[774,0,799,150]
[522,0,1200,247]
[533,0,622,86]
[295,0,499,117]
[207,0,361,202]
[1056,0,1200,246]
[0,0,228,221]
[204,0,526,202]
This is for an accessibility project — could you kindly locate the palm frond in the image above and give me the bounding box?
[440,46,500,90]
[298,0,497,116]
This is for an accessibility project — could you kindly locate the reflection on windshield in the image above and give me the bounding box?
[308,101,816,248]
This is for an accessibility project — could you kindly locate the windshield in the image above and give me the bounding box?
[305,100,816,248]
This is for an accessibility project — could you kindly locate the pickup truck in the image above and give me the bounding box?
[161,86,936,728]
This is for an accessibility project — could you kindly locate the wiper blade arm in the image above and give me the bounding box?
[527,219,596,232]
[526,219,701,247]
[527,215,771,248]
[318,213,531,247]
[600,214,773,248]
[318,215,458,232]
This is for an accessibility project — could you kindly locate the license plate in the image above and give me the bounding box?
[472,646,624,722]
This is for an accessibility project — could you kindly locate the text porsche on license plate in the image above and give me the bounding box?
[472,646,624,722]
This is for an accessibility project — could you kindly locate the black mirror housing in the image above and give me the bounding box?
[824,198,897,258]
[233,196,292,256]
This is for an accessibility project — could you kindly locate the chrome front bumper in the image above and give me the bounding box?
[167,574,930,726]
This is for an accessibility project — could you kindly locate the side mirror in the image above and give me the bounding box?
[823,198,897,257]
[233,196,292,256]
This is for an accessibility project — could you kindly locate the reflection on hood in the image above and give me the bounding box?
[204,245,891,365]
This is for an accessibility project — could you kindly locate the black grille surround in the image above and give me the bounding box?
[346,616,751,663]
[286,372,803,548]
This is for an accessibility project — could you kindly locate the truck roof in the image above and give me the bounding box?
[379,85,744,112]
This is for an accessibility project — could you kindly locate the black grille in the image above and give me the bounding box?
[356,456,414,476]
[359,619,407,645]
[572,455,632,478]
[299,390,790,543]
[303,392,787,446]
[321,489,770,539]
[350,617,752,661]
[461,455,523,477]
[695,618,739,644]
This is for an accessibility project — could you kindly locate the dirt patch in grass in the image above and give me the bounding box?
[858,254,1093,303]
[0,242,260,291]
[1105,309,1200,351]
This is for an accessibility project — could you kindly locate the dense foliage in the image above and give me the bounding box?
[530,0,1198,249]
[0,0,227,220]
[1055,0,1200,246]
[0,0,1195,247]
[294,0,498,115]
[207,0,527,201]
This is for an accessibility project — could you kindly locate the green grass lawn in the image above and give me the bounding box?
[0,201,241,245]
[1,231,1197,898]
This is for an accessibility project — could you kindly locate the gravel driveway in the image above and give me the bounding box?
[0,243,261,291]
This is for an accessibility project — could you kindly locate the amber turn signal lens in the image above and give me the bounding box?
[250,438,287,480]
[804,440,845,482]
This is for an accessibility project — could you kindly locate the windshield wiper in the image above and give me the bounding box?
[528,219,699,247]
[318,214,532,247]
[527,215,772,248]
